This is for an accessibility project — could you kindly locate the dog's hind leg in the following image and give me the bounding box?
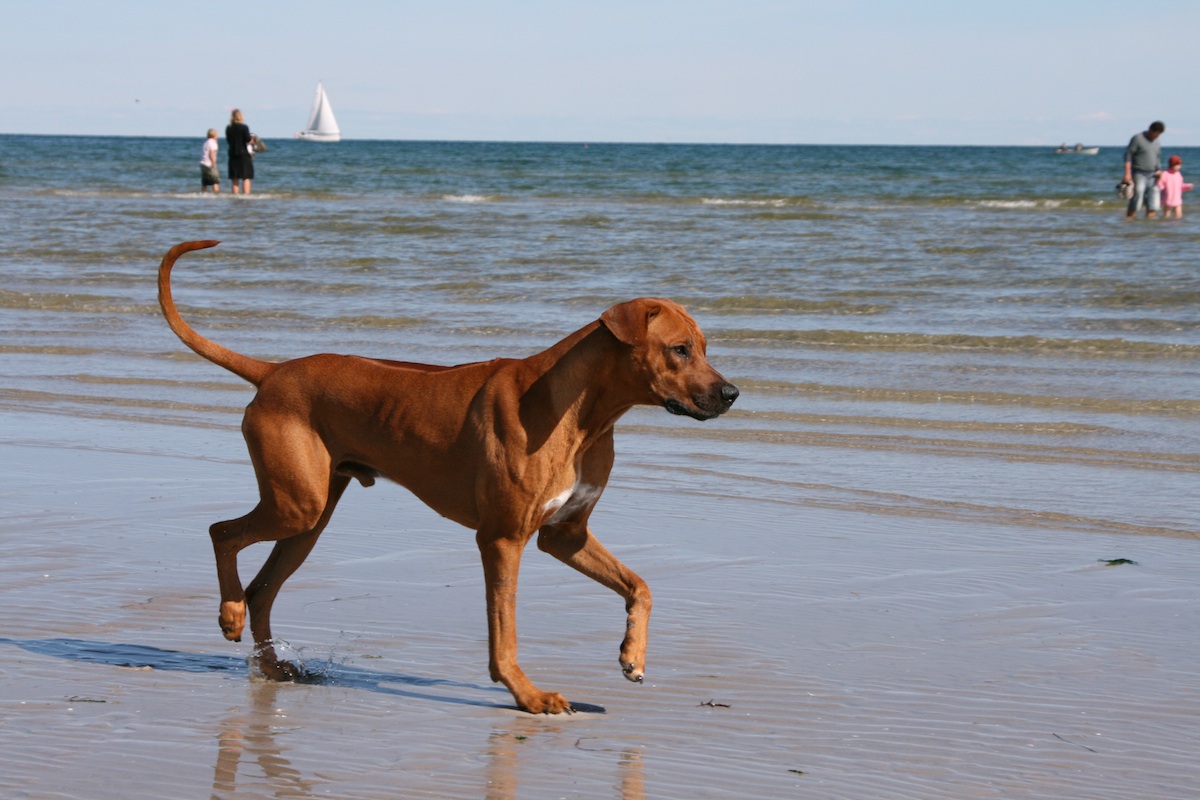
[243,473,352,680]
[209,412,339,655]
[209,516,250,642]
[210,506,278,644]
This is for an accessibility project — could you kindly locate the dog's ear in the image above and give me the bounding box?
[601,300,662,345]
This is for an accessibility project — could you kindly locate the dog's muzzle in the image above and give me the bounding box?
[665,382,739,420]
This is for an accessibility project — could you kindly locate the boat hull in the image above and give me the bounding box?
[295,131,341,142]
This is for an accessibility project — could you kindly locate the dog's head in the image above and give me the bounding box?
[601,299,739,420]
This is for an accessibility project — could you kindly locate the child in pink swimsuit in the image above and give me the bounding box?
[1157,155,1193,219]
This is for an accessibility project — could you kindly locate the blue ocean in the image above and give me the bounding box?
[2,134,1198,536]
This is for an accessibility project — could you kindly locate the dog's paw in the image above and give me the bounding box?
[218,601,246,641]
[521,691,573,715]
[620,661,644,683]
[258,659,303,682]
[248,643,304,682]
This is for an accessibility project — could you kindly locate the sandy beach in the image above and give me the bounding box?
[2,412,1196,799]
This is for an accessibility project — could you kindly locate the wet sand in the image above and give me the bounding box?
[1,414,1197,800]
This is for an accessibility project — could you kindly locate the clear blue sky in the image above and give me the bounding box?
[4,0,1196,145]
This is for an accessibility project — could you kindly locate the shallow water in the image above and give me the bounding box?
[1,136,1198,798]
[3,136,1200,537]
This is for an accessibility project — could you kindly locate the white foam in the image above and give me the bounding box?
[701,197,789,207]
[976,199,1064,209]
[442,194,492,203]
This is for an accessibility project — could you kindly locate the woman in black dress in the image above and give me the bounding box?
[225,109,254,195]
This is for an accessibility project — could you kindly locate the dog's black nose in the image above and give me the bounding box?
[721,383,739,406]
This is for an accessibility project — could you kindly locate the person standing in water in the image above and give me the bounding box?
[1122,121,1164,219]
[225,109,254,195]
[200,128,220,193]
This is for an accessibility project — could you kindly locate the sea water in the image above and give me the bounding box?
[1,134,1198,538]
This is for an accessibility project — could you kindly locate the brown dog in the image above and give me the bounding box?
[158,240,738,713]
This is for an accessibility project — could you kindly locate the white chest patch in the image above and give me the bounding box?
[543,482,603,524]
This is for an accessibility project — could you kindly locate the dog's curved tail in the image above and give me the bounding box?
[158,240,274,387]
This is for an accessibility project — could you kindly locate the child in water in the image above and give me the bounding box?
[1157,155,1193,219]
[200,129,221,193]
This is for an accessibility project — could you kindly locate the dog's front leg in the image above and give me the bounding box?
[476,530,572,714]
[538,523,652,683]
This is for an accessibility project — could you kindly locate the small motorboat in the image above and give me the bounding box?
[1054,143,1099,155]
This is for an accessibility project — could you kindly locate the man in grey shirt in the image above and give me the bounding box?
[1123,121,1165,219]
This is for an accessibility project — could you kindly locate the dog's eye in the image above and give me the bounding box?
[671,344,690,359]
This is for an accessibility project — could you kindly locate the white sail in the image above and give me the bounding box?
[296,83,341,142]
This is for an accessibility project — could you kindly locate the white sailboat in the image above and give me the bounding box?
[295,82,341,142]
